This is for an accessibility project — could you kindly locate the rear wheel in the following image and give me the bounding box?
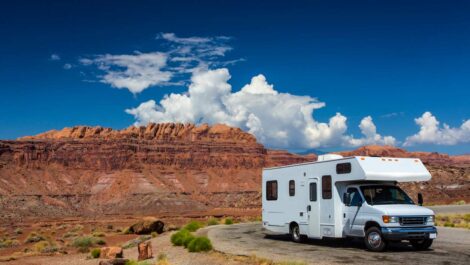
[290,223,302,243]
[364,227,387,251]
[410,239,433,250]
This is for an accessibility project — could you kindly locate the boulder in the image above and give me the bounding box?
[128,217,164,234]
[137,241,153,261]
[99,259,129,265]
[100,247,123,259]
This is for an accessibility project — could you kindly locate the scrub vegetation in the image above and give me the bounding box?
[436,214,470,229]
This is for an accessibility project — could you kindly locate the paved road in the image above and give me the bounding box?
[206,223,470,265]
[428,204,470,215]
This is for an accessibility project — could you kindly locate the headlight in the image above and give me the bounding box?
[427,215,435,223]
[382,215,399,223]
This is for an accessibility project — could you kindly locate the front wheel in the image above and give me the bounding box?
[290,224,302,243]
[364,227,387,251]
[410,239,433,250]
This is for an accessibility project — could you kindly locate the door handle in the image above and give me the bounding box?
[307,205,311,212]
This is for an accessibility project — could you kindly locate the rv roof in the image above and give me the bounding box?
[264,156,432,182]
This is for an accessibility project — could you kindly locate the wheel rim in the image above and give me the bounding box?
[367,231,382,248]
[293,226,300,240]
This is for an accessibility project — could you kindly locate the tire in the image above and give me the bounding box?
[364,227,387,252]
[410,239,433,250]
[290,223,302,243]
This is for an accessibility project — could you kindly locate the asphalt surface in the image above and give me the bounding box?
[206,223,470,265]
[428,204,470,215]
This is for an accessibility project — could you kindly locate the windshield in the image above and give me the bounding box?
[360,185,414,205]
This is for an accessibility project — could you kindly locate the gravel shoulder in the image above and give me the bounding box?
[207,222,470,265]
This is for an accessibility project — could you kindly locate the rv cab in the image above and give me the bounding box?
[262,155,437,251]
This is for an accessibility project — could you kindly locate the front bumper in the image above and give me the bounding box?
[381,226,437,240]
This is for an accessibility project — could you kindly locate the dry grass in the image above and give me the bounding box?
[435,214,470,229]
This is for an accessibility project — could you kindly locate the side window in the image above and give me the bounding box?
[322,175,332,199]
[347,188,362,206]
[336,163,351,174]
[309,183,317,201]
[266,181,278,201]
[289,180,295,196]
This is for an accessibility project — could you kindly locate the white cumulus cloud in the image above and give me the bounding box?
[404,112,470,146]
[50,54,61,61]
[126,68,395,149]
[80,33,234,94]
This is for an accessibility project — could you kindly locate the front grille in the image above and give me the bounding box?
[399,216,426,225]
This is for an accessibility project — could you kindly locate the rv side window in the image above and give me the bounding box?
[266,181,278,200]
[289,180,295,196]
[309,183,317,201]
[322,175,332,199]
[336,162,351,174]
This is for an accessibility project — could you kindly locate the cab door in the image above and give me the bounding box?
[307,179,321,238]
[344,187,364,236]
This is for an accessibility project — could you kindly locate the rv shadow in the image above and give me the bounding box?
[263,234,427,252]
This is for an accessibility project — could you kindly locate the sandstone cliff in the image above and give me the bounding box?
[0,126,468,220]
[0,123,314,220]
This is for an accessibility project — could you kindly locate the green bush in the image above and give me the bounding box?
[14,228,22,235]
[33,241,59,253]
[170,229,191,246]
[183,221,203,232]
[182,233,195,248]
[151,232,158,238]
[225,218,234,225]
[207,218,219,226]
[91,248,101,259]
[187,236,212,252]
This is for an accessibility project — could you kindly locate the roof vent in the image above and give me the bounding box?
[317,154,343,162]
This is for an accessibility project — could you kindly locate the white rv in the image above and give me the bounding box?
[262,154,437,251]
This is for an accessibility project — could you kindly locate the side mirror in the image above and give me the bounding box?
[418,193,423,206]
[343,193,351,206]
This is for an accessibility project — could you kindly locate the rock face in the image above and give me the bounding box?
[0,126,468,220]
[137,241,153,261]
[100,247,124,259]
[0,123,314,220]
[129,217,164,235]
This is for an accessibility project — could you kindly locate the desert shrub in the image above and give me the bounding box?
[25,232,45,243]
[187,236,212,252]
[92,231,106,237]
[454,200,466,205]
[182,233,195,248]
[183,221,203,232]
[151,232,158,238]
[70,225,84,232]
[207,218,219,226]
[95,238,106,245]
[444,222,455,227]
[225,218,234,225]
[63,231,78,238]
[170,229,191,246]
[107,224,113,230]
[90,248,101,258]
[121,235,151,249]
[0,239,20,248]
[14,228,22,235]
[33,241,58,253]
[156,253,171,265]
[464,214,470,222]
[72,236,94,248]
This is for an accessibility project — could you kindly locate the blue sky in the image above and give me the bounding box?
[0,0,469,154]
